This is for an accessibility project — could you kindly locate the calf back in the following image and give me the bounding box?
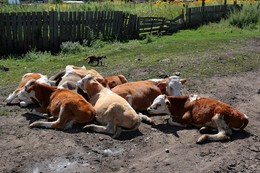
[112,81,162,111]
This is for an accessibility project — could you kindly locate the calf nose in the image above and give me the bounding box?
[147,107,151,112]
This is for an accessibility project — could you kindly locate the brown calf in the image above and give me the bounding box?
[112,80,164,112]
[147,94,249,143]
[111,76,186,112]
[21,80,95,130]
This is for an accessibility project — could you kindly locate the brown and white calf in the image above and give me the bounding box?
[21,80,96,130]
[5,73,50,107]
[77,74,152,138]
[101,74,128,89]
[111,75,186,112]
[147,94,249,143]
[49,65,90,90]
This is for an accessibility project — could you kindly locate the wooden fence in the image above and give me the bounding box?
[0,11,137,55]
[0,4,237,55]
[185,4,236,27]
[137,11,185,37]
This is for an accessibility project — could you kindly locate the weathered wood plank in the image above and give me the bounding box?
[36,12,43,51]
[33,12,38,50]
[11,13,17,53]
[53,11,58,52]
[17,13,23,53]
[0,13,6,55]
[6,13,12,53]
[49,11,54,52]
[42,11,49,51]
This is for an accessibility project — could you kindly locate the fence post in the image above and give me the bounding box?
[223,0,227,17]
[202,0,205,24]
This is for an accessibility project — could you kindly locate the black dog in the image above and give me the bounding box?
[86,55,107,66]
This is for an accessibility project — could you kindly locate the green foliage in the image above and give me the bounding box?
[141,34,159,44]
[23,49,43,61]
[60,41,85,54]
[228,4,260,29]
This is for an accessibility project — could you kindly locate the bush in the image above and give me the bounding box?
[60,41,85,54]
[228,4,260,29]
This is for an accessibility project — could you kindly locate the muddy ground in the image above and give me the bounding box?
[0,66,260,172]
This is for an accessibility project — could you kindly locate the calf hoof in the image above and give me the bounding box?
[196,134,208,144]
[20,101,29,107]
[82,125,93,132]
[112,127,122,139]
[199,127,209,134]
[29,122,39,128]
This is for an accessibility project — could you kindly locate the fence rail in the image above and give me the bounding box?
[0,3,238,55]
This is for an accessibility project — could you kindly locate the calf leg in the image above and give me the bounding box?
[199,127,218,134]
[83,122,118,137]
[197,114,232,144]
[168,118,187,127]
[31,108,49,119]
[139,113,153,124]
[30,106,69,130]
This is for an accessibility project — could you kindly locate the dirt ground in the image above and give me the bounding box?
[0,67,260,173]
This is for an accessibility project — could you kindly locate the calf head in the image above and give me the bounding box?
[147,95,171,115]
[21,79,56,105]
[77,74,103,98]
[21,79,38,102]
[166,75,187,96]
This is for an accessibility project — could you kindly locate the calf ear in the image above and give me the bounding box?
[165,98,171,107]
[25,79,36,88]
[157,82,166,94]
[180,79,187,84]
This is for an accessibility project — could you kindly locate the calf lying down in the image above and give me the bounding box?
[5,73,50,107]
[147,94,249,143]
[77,74,152,138]
[112,75,186,112]
[21,80,96,130]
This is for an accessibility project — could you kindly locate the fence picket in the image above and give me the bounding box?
[6,13,12,53]
[43,11,48,51]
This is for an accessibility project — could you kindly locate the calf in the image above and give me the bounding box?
[166,75,186,96]
[112,80,163,112]
[77,74,152,138]
[102,74,128,89]
[111,75,186,112]
[147,94,249,143]
[21,80,95,130]
[49,65,90,90]
[5,73,50,107]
